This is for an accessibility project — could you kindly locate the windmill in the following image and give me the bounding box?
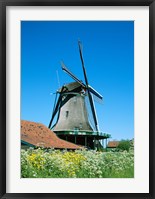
[48,41,110,149]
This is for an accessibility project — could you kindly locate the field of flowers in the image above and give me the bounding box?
[21,148,134,178]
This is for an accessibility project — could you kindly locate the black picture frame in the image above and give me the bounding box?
[0,0,155,198]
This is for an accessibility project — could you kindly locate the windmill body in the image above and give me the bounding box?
[49,42,111,149]
[53,84,93,132]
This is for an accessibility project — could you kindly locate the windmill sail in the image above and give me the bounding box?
[78,40,99,131]
[84,93,97,132]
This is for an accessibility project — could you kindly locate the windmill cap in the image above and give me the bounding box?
[57,82,83,92]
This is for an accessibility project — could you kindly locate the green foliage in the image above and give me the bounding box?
[21,148,134,178]
[117,139,131,152]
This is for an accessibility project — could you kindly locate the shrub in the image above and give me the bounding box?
[117,139,130,152]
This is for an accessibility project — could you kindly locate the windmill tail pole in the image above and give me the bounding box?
[48,86,66,129]
[48,92,58,129]
[56,70,60,88]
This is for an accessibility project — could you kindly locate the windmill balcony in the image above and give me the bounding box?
[54,129,110,138]
[53,129,111,149]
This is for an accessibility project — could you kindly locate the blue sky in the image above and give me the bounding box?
[21,21,134,141]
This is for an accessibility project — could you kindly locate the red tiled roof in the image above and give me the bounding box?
[107,141,119,148]
[21,120,82,149]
